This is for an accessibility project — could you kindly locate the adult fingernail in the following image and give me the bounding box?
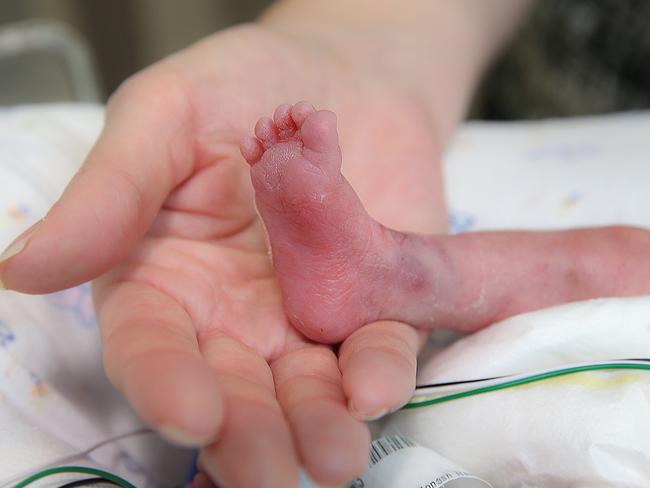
[0,221,41,264]
[158,424,214,447]
[0,221,42,289]
[349,402,389,422]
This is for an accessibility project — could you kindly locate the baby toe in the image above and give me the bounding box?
[274,103,295,130]
[290,101,316,128]
[240,136,264,165]
[255,116,279,146]
[300,110,339,154]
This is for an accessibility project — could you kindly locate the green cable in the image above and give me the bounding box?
[403,363,650,409]
[13,466,136,488]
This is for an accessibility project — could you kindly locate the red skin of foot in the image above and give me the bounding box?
[242,102,650,343]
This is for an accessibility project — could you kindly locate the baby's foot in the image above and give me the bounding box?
[241,102,650,343]
[241,102,436,343]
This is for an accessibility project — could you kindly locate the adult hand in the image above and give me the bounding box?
[0,24,437,487]
[0,0,534,483]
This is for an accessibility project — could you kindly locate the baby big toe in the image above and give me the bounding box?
[300,110,340,155]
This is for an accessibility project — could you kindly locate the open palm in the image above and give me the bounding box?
[3,25,442,487]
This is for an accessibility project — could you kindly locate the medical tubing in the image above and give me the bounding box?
[13,466,135,488]
[404,363,650,409]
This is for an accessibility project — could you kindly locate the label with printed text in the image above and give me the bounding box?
[350,435,493,488]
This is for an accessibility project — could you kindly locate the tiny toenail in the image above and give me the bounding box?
[158,425,215,447]
[0,220,41,266]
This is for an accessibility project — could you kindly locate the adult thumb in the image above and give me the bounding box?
[0,73,196,293]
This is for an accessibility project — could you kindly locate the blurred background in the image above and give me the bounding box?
[0,0,649,118]
[0,0,272,105]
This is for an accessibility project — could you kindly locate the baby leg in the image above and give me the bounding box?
[241,102,650,342]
